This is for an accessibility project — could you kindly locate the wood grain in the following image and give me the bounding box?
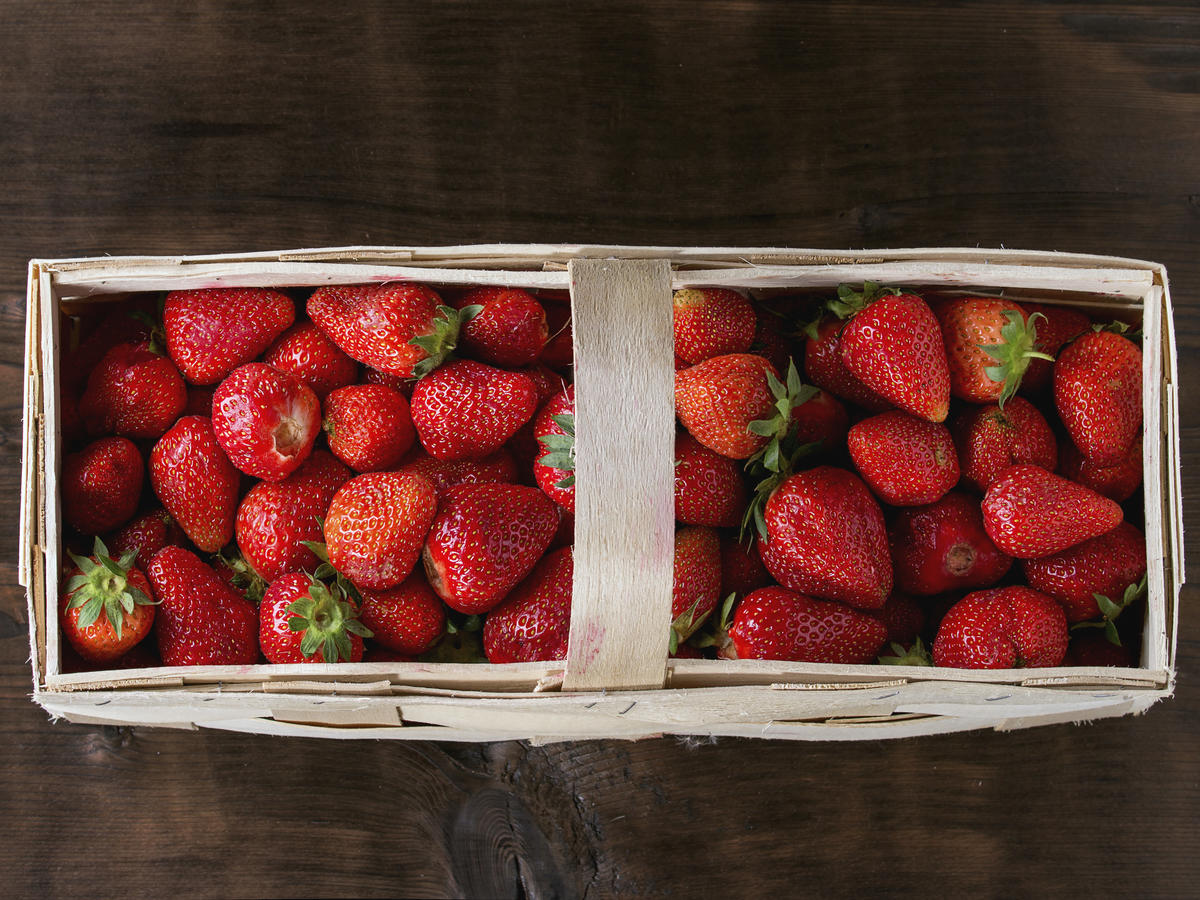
[2,1,1199,897]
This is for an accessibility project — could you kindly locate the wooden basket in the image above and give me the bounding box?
[19,245,1184,742]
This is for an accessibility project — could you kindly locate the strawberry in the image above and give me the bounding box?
[398,449,519,497]
[719,533,772,597]
[674,432,747,527]
[675,353,779,459]
[540,302,573,372]
[62,437,144,535]
[363,366,414,396]
[508,364,569,471]
[549,506,575,549]
[423,483,559,614]
[235,450,352,582]
[533,387,577,513]
[163,288,295,385]
[483,546,573,663]
[757,466,892,609]
[184,385,216,417]
[953,397,1057,493]
[1021,521,1147,625]
[673,288,756,365]
[211,363,321,481]
[410,359,538,460]
[936,299,1050,404]
[932,586,1068,669]
[149,416,240,553]
[1054,329,1142,466]
[324,471,438,591]
[453,287,549,367]
[889,492,1013,596]
[847,411,959,506]
[258,571,370,664]
[725,586,888,663]
[262,320,359,400]
[670,527,722,646]
[147,547,259,666]
[1062,631,1134,667]
[323,383,416,472]
[747,308,792,374]
[79,341,187,439]
[879,592,925,646]
[1020,303,1091,394]
[364,647,417,663]
[803,317,891,411]
[1059,437,1142,502]
[60,537,156,664]
[211,549,269,604]
[981,464,1122,558]
[61,300,155,396]
[359,574,447,656]
[108,508,188,572]
[791,388,849,450]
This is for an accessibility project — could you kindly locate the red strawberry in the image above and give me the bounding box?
[953,397,1058,493]
[937,299,1049,404]
[364,647,417,663]
[79,341,186,439]
[674,432,747,527]
[259,571,369,664]
[363,366,414,396]
[164,288,295,385]
[108,509,188,572]
[148,547,259,666]
[671,527,722,644]
[262,320,359,400]
[982,464,1122,558]
[324,471,438,591]
[1059,437,1142,502]
[359,574,447,656]
[719,533,772,597]
[1020,303,1091,393]
[60,538,156,663]
[803,318,891,411]
[453,287,549,367]
[183,386,216,417]
[791,389,849,449]
[410,359,537,460]
[673,288,756,365]
[149,416,240,553]
[211,363,321,481]
[1062,631,1134,667]
[533,387,577,513]
[540,303,573,372]
[307,282,444,378]
[483,546,573,663]
[747,309,792,373]
[932,586,1068,669]
[549,506,575,549]
[235,450,352,582]
[423,483,559,614]
[61,300,155,395]
[879,592,925,646]
[1021,522,1147,624]
[398,449,519,497]
[847,411,959,506]
[890,492,1013,596]
[726,586,887,663]
[758,466,892,609]
[1054,329,1142,466]
[323,384,416,472]
[62,437,144,535]
[675,353,779,459]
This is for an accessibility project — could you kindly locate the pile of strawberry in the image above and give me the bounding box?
[57,283,576,669]
[670,284,1147,669]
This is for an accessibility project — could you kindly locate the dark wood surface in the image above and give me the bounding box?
[2,2,1198,897]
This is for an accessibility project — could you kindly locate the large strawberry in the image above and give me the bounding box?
[725,586,888,663]
[671,526,722,647]
[847,411,959,506]
[62,437,144,535]
[60,537,156,664]
[79,341,187,439]
[933,586,1068,669]
[259,571,370,664]
[107,508,188,572]
[211,363,321,481]
[674,431,747,527]
[483,546,573,663]
[791,388,850,450]
[453,287,548,367]
[397,449,519,497]
[533,387,577,513]
[981,464,1122,558]
[163,288,295,385]
[1054,328,1142,465]
[889,491,1012,596]
[262,320,359,400]
[149,416,240,553]
[147,547,259,666]
[410,359,538,460]
[803,317,891,412]
[673,288,756,366]
[1059,437,1142,502]
[953,397,1057,493]
[675,353,780,459]
[359,573,447,656]
[323,383,416,472]
[937,299,1050,404]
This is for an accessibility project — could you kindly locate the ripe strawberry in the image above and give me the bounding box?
[1020,303,1091,394]
[726,586,888,663]
[79,341,186,439]
[1021,521,1147,624]
[308,282,446,378]
[235,450,352,582]
[147,547,259,666]
[359,574,447,656]
[533,387,577,513]
[758,466,892,609]
[933,586,1068,669]
[423,483,559,614]
[410,359,537,460]
[164,288,295,385]
[549,506,575,549]
[149,416,240,553]
[184,385,216,417]
[262,320,359,400]
[483,546,573,663]
[108,508,188,572]
[1054,329,1142,465]
[803,317,891,411]
[212,363,321,481]
[675,353,779,459]
[674,432,747,527]
[363,366,414,396]
[791,388,849,450]
[508,364,569,471]
[673,288,756,365]
[982,464,1122,558]
[62,437,144,535]
[398,449,519,497]
[953,397,1057,493]
[847,411,959,506]
[1062,631,1134,667]
[936,299,1050,404]
[747,308,792,374]
[540,303,574,372]
[879,592,925,646]
[323,383,416,472]
[259,571,370,664]
[1059,437,1142,502]
[890,492,1013,596]
[61,300,155,396]
[453,287,549,367]
[671,527,722,645]
[719,533,772,597]
[60,538,156,664]
[324,471,438,591]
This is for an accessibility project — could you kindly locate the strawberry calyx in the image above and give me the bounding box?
[690,592,737,654]
[878,637,934,667]
[1071,574,1147,646]
[286,572,372,663]
[129,301,168,356]
[421,629,488,663]
[64,537,156,641]
[215,549,269,604]
[1092,319,1143,342]
[409,304,484,379]
[979,310,1054,408]
[825,282,903,321]
[668,592,722,653]
[536,413,576,489]
[301,538,365,606]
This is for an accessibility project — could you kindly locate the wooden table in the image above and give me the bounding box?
[2,3,1197,896]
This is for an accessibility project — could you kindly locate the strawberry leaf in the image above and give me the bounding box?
[977,310,1054,409]
[409,304,483,379]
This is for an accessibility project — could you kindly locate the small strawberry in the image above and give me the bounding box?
[147,546,259,666]
[1054,328,1142,466]
[953,397,1058,493]
[183,385,216,417]
[359,574,447,656]
[211,363,321,481]
[879,591,925,646]
[673,288,756,365]
[719,533,772,597]
[1062,631,1134,667]
[533,387,577,513]
[62,437,144,535]
[540,303,574,372]
[936,299,1051,404]
[410,359,538,460]
[1019,303,1091,394]
[262,320,359,400]
[362,367,414,396]
[549,506,575,549]
[1021,521,1147,626]
[60,537,156,664]
[847,411,959,506]
[107,508,188,572]
[982,464,1122,558]
[889,492,1012,596]
[747,307,793,374]
[79,341,187,439]
[674,431,747,528]
[791,388,849,450]
[803,317,891,411]
[1059,437,1142,502]
[164,288,295,385]
[149,416,240,553]
[670,527,722,648]
[933,586,1068,669]
[323,383,416,472]
[725,586,888,663]
[675,353,780,459]
[453,287,549,367]
[259,571,370,664]
[398,449,519,497]
[483,546,573,663]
